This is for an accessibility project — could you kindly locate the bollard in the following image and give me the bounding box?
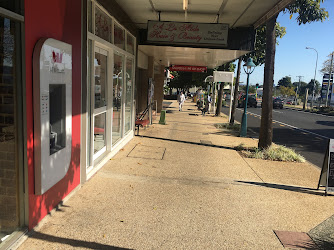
[159,110,166,125]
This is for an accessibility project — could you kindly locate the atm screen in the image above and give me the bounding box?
[49,84,66,155]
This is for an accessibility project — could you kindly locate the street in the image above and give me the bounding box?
[222,106,334,168]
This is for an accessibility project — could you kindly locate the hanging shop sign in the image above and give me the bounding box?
[147,21,228,46]
[318,139,334,195]
[213,71,234,83]
[169,65,207,73]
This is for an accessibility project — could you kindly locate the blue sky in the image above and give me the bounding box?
[238,1,334,87]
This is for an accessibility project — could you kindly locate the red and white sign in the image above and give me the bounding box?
[169,65,207,73]
[147,21,228,46]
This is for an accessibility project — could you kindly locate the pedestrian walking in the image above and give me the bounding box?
[207,93,212,114]
[178,91,186,111]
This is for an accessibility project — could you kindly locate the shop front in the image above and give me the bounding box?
[82,0,137,180]
[1,1,139,247]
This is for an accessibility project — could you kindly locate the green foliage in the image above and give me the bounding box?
[240,85,256,94]
[243,0,328,67]
[307,79,321,94]
[320,52,334,74]
[236,144,306,162]
[278,76,292,87]
[279,86,295,96]
[192,68,215,87]
[285,0,329,25]
[294,81,308,95]
[243,23,286,66]
[217,61,236,72]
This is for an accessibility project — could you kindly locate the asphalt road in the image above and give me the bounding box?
[222,106,334,168]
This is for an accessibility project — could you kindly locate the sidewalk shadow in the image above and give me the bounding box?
[28,231,132,249]
[312,239,334,250]
[136,135,234,150]
[235,181,328,196]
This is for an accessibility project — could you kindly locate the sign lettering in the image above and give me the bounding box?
[169,65,207,73]
[147,21,228,46]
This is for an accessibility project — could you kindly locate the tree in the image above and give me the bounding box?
[229,22,286,125]
[307,79,321,95]
[279,86,295,96]
[240,84,256,94]
[320,52,334,74]
[258,15,277,149]
[294,81,308,96]
[258,0,328,149]
[243,23,286,66]
[230,58,242,125]
[168,69,214,91]
[278,76,292,88]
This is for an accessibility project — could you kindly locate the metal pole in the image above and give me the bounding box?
[240,73,250,137]
[213,82,217,113]
[306,47,318,108]
[325,53,333,107]
[228,81,234,121]
[312,49,318,108]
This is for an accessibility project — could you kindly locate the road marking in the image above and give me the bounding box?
[273,110,284,114]
[285,107,334,118]
[235,108,331,140]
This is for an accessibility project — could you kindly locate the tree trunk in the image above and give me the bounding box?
[258,14,278,149]
[230,58,242,125]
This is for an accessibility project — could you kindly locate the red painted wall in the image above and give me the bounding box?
[25,0,81,229]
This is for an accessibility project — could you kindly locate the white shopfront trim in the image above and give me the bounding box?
[84,0,136,180]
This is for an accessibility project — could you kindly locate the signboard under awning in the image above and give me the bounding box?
[147,21,228,46]
[169,65,207,73]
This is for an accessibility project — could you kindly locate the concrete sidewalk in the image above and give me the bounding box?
[17,100,334,249]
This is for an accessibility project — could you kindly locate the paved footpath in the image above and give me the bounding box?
[17,100,334,249]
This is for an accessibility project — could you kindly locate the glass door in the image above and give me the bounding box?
[93,48,108,160]
[0,13,25,243]
[124,58,133,134]
[112,52,124,145]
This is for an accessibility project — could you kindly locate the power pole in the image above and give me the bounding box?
[295,76,303,105]
[325,53,333,107]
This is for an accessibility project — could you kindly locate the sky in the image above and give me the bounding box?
[237,1,334,87]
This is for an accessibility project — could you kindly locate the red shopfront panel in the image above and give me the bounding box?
[25,0,81,229]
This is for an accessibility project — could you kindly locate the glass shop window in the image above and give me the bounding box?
[126,33,134,55]
[95,7,112,43]
[49,84,66,155]
[114,23,125,50]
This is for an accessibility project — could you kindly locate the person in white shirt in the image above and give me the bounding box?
[178,91,186,111]
[207,93,212,114]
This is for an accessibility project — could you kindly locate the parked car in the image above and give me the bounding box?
[286,99,295,105]
[237,95,257,108]
[273,97,284,109]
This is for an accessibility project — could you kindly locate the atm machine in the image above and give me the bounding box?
[33,38,72,195]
